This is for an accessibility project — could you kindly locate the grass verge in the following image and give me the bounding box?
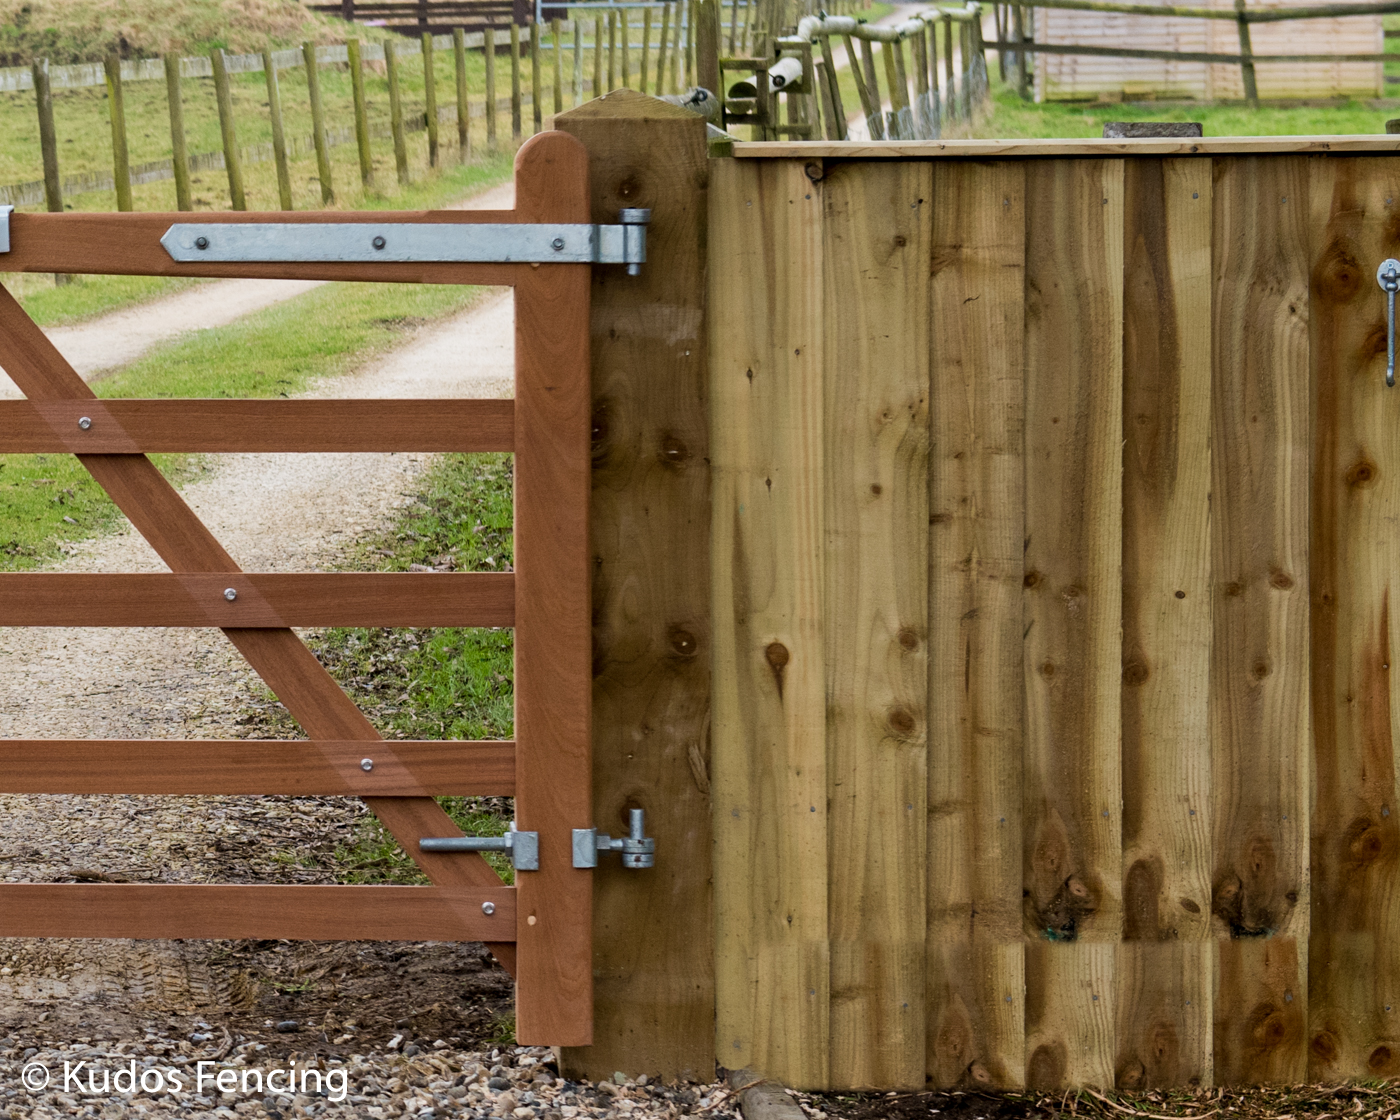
[239,451,517,885]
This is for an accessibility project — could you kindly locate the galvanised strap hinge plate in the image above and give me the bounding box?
[0,206,12,254]
[419,822,540,871]
[160,208,650,274]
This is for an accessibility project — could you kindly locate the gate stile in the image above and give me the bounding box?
[0,131,597,1046]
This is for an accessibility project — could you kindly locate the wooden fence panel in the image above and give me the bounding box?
[1307,156,1400,1083]
[711,156,831,1088]
[822,159,932,1092]
[1115,156,1214,1090]
[927,159,1028,1092]
[1209,155,1310,1084]
[1021,158,1125,1090]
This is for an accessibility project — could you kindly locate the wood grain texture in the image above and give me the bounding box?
[927,160,1027,1091]
[1208,155,1310,1084]
[1022,158,1124,1089]
[1116,157,1213,1088]
[3,210,521,285]
[556,90,716,1082]
[822,160,930,1092]
[710,156,830,1089]
[511,130,595,1047]
[1307,156,1400,1083]
[0,885,515,941]
[0,399,514,453]
[0,740,514,795]
[0,572,514,628]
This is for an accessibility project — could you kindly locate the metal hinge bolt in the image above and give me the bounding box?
[419,821,539,871]
[573,808,656,869]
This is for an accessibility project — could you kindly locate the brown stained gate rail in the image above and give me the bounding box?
[0,131,593,1047]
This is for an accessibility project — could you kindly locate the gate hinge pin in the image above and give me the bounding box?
[420,821,540,871]
[572,808,656,870]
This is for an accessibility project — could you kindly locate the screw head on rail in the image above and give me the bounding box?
[77,417,92,430]
[194,236,210,250]
[481,901,496,916]
[552,237,565,251]
[223,588,237,602]
[360,758,374,772]
[372,235,387,251]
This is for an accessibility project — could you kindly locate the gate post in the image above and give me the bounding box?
[555,89,715,1082]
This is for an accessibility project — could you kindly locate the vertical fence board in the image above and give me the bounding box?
[927,160,1027,1092]
[1115,157,1214,1089]
[1022,158,1124,1090]
[1308,157,1400,1083]
[556,90,716,1085]
[822,161,931,1092]
[1209,155,1310,1084]
[710,156,830,1089]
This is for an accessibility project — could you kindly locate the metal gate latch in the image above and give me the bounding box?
[159,208,651,275]
[573,809,655,869]
[419,822,539,871]
[1380,258,1400,387]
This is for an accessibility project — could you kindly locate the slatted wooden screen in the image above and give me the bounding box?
[0,131,592,1047]
[709,149,1400,1089]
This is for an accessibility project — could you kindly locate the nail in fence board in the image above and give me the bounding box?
[1307,157,1400,1082]
[710,155,831,1088]
[556,88,716,1084]
[1022,158,1124,1091]
[822,159,930,1092]
[1208,155,1310,1084]
[926,159,1027,1091]
[1115,157,1214,1090]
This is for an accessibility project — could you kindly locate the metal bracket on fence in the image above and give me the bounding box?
[420,822,540,871]
[160,209,650,275]
[573,808,656,870]
[0,206,12,254]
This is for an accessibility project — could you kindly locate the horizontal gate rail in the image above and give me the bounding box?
[0,885,514,941]
[0,739,515,795]
[0,399,514,453]
[0,572,515,627]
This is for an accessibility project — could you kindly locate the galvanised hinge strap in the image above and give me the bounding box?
[159,207,650,274]
[0,206,12,254]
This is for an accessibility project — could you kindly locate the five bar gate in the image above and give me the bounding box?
[0,131,606,1046]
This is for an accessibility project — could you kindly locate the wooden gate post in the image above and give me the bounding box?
[555,89,715,1082]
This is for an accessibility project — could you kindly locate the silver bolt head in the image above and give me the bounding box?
[223,588,237,601]
[552,237,565,251]
[372,235,387,250]
[1380,258,1400,289]
[194,236,210,250]
[481,901,496,916]
[360,758,374,772]
[77,416,92,430]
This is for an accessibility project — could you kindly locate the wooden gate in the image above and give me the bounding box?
[0,132,592,1046]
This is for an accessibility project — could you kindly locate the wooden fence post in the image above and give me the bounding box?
[349,38,375,185]
[210,50,246,211]
[641,6,653,94]
[32,59,63,214]
[263,49,293,210]
[1233,0,1259,107]
[303,42,335,203]
[608,11,618,91]
[486,26,499,149]
[622,10,631,88]
[595,15,605,97]
[163,54,193,211]
[574,19,584,103]
[511,22,523,139]
[942,15,956,116]
[423,32,440,167]
[657,4,672,95]
[552,18,566,113]
[697,0,720,99]
[103,55,133,212]
[818,37,847,139]
[1012,5,1028,98]
[385,38,411,183]
[531,20,543,132]
[554,84,714,1089]
[454,28,472,161]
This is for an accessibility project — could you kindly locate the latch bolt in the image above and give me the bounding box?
[573,808,656,870]
[420,821,539,871]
